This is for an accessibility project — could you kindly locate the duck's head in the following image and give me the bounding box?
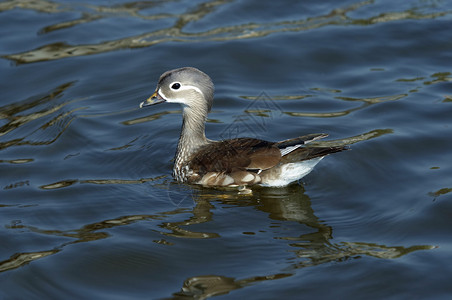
[140,67,214,114]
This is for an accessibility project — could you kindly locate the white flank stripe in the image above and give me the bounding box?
[260,157,324,187]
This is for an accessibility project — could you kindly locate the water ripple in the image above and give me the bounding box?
[0,82,79,150]
[2,0,451,64]
[1,184,435,275]
[39,176,165,190]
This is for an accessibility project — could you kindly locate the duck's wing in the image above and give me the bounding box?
[188,138,281,186]
[190,138,281,173]
[275,133,328,156]
[279,144,346,164]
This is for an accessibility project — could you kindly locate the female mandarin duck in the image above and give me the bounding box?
[140,67,346,187]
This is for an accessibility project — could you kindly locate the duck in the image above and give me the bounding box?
[140,67,346,188]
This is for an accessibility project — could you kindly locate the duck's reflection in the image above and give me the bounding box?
[254,185,334,267]
[169,184,435,298]
[1,183,435,299]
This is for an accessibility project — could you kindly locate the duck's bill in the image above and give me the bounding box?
[140,91,166,108]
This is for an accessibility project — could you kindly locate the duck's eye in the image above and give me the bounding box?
[171,82,181,90]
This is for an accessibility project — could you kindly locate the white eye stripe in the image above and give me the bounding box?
[159,84,205,103]
[177,85,204,96]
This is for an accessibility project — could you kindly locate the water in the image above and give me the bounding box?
[1,0,452,298]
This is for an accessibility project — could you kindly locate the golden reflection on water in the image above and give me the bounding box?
[429,187,452,198]
[39,176,165,189]
[0,250,58,272]
[122,110,181,126]
[2,0,451,64]
[243,92,407,119]
[174,273,292,299]
[0,82,76,150]
[423,72,452,85]
[0,158,33,164]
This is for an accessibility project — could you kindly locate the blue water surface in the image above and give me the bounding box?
[1,0,452,299]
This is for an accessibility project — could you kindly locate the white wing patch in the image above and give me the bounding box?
[279,144,302,156]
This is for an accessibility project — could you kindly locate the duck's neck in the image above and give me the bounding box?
[175,106,209,167]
